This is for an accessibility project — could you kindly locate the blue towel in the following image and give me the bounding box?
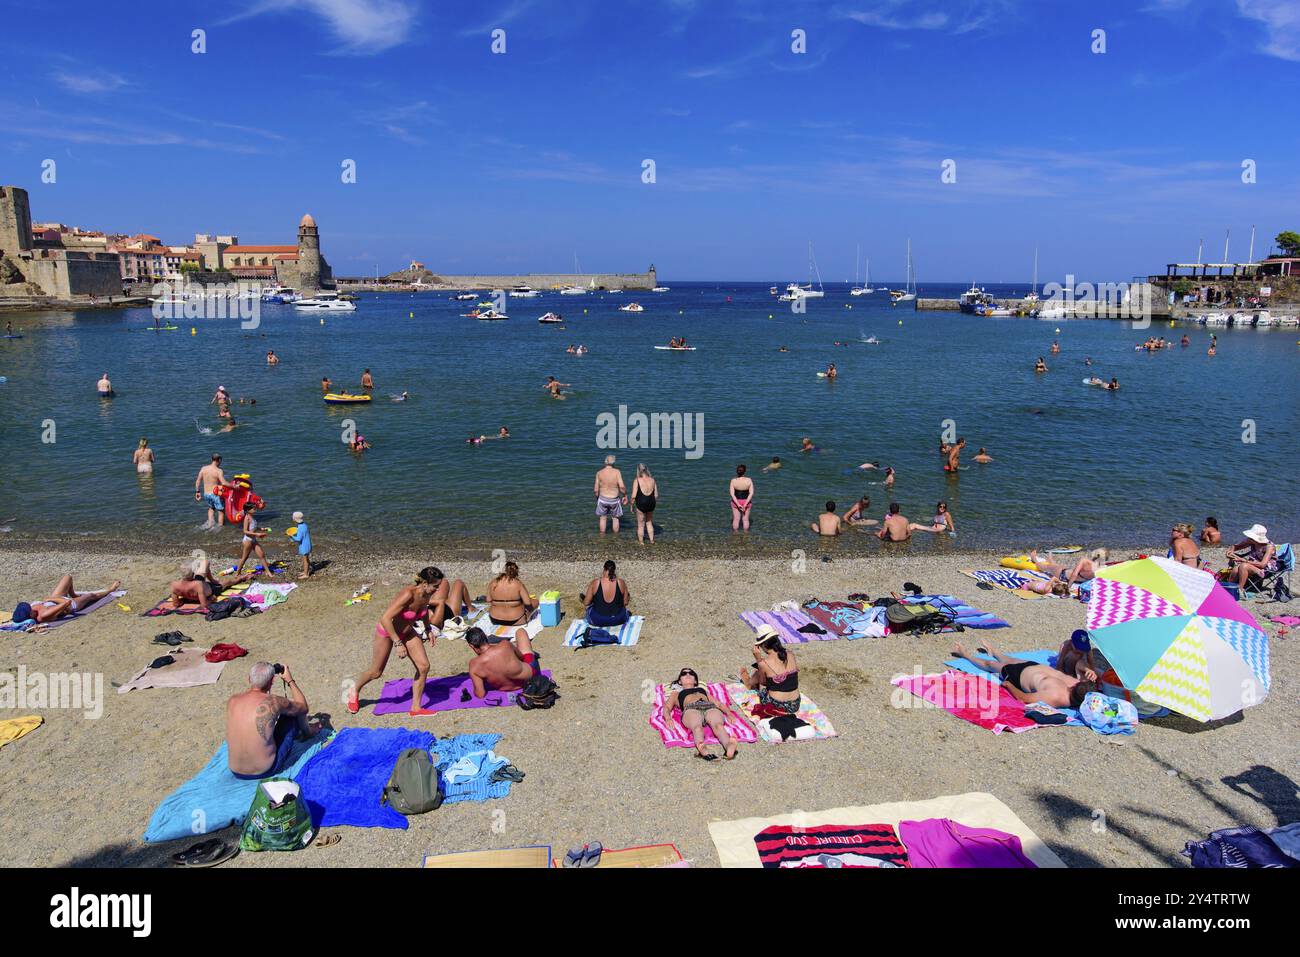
[434,733,514,804]
[905,594,1010,629]
[943,650,1083,726]
[443,749,508,785]
[296,727,434,829]
[143,731,333,843]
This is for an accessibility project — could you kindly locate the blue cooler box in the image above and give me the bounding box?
[540,591,562,627]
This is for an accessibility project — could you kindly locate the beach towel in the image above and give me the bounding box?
[143,731,333,843]
[424,846,553,868]
[890,671,1039,735]
[116,646,226,694]
[373,671,553,715]
[470,608,544,641]
[245,582,296,609]
[0,715,42,749]
[942,650,1082,728]
[142,581,251,617]
[902,594,1010,629]
[738,610,835,644]
[726,684,837,743]
[549,843,685,868]
[898,817,1037,868]
[1,589,127,631]
[708,792,1065,868]
[296,727,434,830]
[563,615,643,647]
[755,822,910,868]
[961,568,1079,600]
[648,683,758,749]
[801,600,878,637]
[433,733,514,804]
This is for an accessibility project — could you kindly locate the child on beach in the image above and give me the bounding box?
[235,501,269,574]
[289,510,312,580]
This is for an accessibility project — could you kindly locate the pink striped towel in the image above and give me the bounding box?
[649,683,758,749]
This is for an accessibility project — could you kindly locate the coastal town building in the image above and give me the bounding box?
[0,185,122,300]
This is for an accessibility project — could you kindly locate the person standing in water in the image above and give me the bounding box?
[97,372,114,397]
[729,464,754,531]
[632,463,658,545]
[361,369,374,391]
[594,454,627,534]
[132,438,155,475]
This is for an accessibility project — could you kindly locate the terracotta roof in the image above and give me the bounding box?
[224,245,297,253]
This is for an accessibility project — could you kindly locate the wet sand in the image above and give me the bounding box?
[1,543,1295,868]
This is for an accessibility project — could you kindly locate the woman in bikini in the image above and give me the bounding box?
[1029,547,1108,586]
[909,500,955,534]
[234,501,268,574]
[347,567,444,716]
[10,576,122,626]
[132,438,155,475]
[740,630,801,715]
[632,463,658,545]
[486,560,535,641]
[664,668,738,761]
[581,560,630,627]
[1170,523,1201,567]
[729,464,754,531]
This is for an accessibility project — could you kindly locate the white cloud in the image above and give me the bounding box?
[1236,0,1300,61]
[839,0,1014,33]
[52,71,130,94]
[226,0,419,54]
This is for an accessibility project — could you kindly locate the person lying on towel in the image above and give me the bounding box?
[11,575,122,625]
[166,560,254,612]
[227,662,322,779]
[951,641,1098,710]
[466,626,540,697]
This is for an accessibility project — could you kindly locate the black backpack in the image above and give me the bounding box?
[574,623,619,649]
[517,674,560,710]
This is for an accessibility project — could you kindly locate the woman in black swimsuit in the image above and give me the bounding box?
[632,463,658,545]
[581,560,630,627]
[664,668,738,760]
[740,630,801,715]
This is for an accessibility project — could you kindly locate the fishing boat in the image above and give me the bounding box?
[958,283,994,314]
[889,240,916,303]
[538,312,564,324]
[779,241,826,301]
[294,292,356,311]
[619,302,645,313]
[850,245,875,295]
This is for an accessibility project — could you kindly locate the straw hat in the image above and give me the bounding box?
[1242,524,1269,544]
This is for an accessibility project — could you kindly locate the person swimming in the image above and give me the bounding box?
[761,456,782,472]
[1034,357,1048,373]
[800,437,819,454]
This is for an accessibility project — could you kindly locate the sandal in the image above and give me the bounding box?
[580,841,603,867]
[563,845,585,868]
[315,833,342,848]
[694,751,717,762]
[170,838,222,866]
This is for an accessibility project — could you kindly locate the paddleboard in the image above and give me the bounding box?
[1,334,22,339]
[654,346,696,351]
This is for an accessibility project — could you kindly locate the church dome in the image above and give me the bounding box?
[299,214,316,228]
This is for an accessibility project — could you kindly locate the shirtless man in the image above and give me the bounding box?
[96,372,113,397]
[594,455,627,534]
[226,662,320,778]
[321,375,332,394]
[952,641,1097,709]
[973,447,993,463]
[195,453,228,529]
[877,502,911,542]
[762,456,782,473]
[466,627,540,697]
[1034,357,1048,373]
[361,368,374,390]
[543,376,570,399]
[824,363,837,380]
[167,560,254,612]
[266,350,279,366]
[10,575,122,626]
[945,437,966,472]
[811,501,843,537]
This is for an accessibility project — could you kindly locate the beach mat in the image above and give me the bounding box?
[739,609,836,643]
[373,671,553,715]
[423,846,552,868]
[707,792,1065,868]
[144,731,333,843]
[296,727,434,830]
[890,671,1039,734]
[649,682,758,749]
[117,646,226,694]
[726,684,837,743]
[563,615,643,647]
[902,594,1010,629]
[550,843,685,868]
[141,581,251,617]
[1,589,126,631]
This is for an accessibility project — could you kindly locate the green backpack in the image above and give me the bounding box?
[239,779,315,851]
[381,748,444,815]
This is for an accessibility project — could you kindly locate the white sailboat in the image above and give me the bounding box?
[559,253,587,295]
[890,240,916,303]
[1024,244,1040,304]
[851,245,874,295]
[779,241,826,301]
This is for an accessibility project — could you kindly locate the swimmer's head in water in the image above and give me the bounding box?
[415,566,443,586]
[826,500,836,513]
[771,456,780,464]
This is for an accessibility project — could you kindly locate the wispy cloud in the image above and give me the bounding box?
[1236,0,1300,61]
[223,0,420,54]
[456,0,541,37]
[837,0,1015,34]
[359,99,440,143]
[52,71,130,94]
[0,104,276,153]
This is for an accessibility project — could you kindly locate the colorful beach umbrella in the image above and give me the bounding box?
[1086,556,1269,722]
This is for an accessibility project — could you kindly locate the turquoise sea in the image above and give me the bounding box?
[0,282,1295,555]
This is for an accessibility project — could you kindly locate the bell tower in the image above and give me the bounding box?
[297,213,321,292]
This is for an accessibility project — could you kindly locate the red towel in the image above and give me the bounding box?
[755,823,910,868]
[204,642,249,663]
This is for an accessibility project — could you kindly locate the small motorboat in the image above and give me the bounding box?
[619,302,645,313]
[294,293,356,311]
[538,312,564,324]
[475,309,509,320]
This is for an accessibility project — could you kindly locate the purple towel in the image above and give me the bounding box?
[373,671,553,715]
[739,610,834,644]
[898,818,1036,868]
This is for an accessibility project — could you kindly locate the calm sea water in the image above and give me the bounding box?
[0,282,1295,554]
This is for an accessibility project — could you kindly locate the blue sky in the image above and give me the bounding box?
[1,0,1297,282]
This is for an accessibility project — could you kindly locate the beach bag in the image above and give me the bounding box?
[1079,692,1138,736]
[381,748,443,815]
[516,673,560,710]
[574,623,619,648]
[883,600,956,634]
[239,779,314,851]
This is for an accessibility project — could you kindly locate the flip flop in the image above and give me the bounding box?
[170,838,222,866]
[563,845,585,868]
[694,751,717,762]
[580,841,603,867]
[188,841,240,868]
[315,833,342,848]
[489,764,525,783]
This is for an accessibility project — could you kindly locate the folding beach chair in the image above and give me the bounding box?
[1249,542,1294,602]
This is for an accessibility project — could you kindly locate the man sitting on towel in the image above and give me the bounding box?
[167,560,254,612]
[951,641,1097,709]
[227,662,321,779]
[466,626,539,697]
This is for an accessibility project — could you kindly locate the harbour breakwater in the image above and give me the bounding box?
[338,267,658,292]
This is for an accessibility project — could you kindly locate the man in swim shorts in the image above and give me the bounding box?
[811,500,843,536]
[97,372,113,397]
[594,454,627,534]
[877,503,911,542]
[226,662,321,778]
[466,626,539,697]
[167,560,255,611]
[951,641,1096,709]
[194,453,228,529]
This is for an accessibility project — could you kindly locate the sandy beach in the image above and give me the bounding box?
[0,542,1295,869]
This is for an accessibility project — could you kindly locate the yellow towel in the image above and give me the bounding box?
[0,715,43,749]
